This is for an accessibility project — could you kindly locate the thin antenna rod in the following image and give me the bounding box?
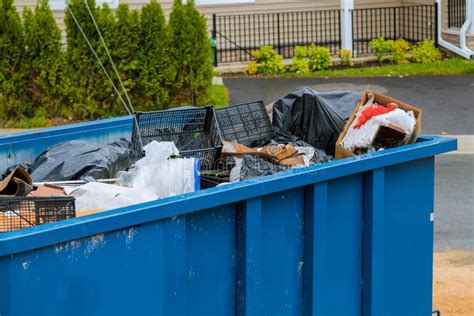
[66,5,132,115]
[83,0,136,113]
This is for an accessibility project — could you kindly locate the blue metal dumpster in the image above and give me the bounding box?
[0,117,456,316]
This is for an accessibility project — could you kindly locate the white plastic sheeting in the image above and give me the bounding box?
[69,141,199,212]
[342,108,416,150]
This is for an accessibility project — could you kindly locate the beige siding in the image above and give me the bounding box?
[16,0,406,33]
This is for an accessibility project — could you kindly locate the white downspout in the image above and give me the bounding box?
[436,0,473,59]
[466,0,474,35]
[341,0,354,52]
[459,0,474,53]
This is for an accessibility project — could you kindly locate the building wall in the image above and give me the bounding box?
[14,0,405,32]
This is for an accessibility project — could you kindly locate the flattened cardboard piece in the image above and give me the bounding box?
[76,209,105,217]
[222,141,303,166]
[335,90,422,159]
[0,166,34,197]
[29,184,66,197]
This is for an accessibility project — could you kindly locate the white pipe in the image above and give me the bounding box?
[341,0,354,52]
[436,0,473,59]
[470,0,474,34]
[459,0,474,52]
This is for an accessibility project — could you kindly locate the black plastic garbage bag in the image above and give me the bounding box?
[231,155,288,181]
[272,88,360,156]
[29,138,135,182]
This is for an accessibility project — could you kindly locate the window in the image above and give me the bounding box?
[195,0,255,6]
[49,0,119,11]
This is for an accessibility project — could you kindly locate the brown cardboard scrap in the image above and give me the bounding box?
[0,166,34,197]
[335,90,422,159]
[29,184,66,197]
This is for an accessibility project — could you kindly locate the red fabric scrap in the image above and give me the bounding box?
[353,103,398,129]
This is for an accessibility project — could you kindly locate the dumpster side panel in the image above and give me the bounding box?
[363,157,435,316]
[236,189,305,315]
[0,117,132,169]
[2,206,237,316]
[0,257,11,316]
[186,205,237,315]
[304,175,363,316]
[261,189,304,315]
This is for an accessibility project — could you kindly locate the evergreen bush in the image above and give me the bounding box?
[23,0,67,118]
[0,0,25,119]
[137,0,175,110]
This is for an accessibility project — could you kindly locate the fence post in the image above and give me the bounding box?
[341,0,354,53]
[212,14,218,67]
[277,13,281,55]
[447,0,451,28]
[393,7,397,39]
[351,10,355,57]
[434,2,439,46]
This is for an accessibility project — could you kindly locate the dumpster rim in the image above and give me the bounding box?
[0,135,456,256]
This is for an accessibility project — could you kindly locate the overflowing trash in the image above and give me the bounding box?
[65,141,199,213]
[132,107,222,171]
[272,88,360,156]
[336,90,421,158]
[0,166,33,197]
[29,138,135,182]
[0,88,423,233]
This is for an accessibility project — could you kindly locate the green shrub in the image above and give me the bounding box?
[308,44,331,71]
[412,40,440,64]
[65,0,108,119]
[106,4,140,114]
[339,49,353,67]
[392,39,410,64]
[0,0,25,120]
[370,37,394,63]
[169,0,213,105]
[137,0,175,110]
[251,46,285,74]
[245,61,258,75]
[183,0,213,104]
[290,58,309,73]
[290,46,309,73]
[23,0,68,118]
[294,45,307,59]
[0,0,219,125]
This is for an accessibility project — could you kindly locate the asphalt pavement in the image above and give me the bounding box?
[224,75,474,252]
[224,75,474,135]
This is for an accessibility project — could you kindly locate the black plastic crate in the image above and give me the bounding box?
[0,196,76,233]
[216,100,274,147]
[132,106,223,170]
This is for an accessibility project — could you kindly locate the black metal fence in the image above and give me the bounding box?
[212,10,341,64]
[352,4,437,56]
[448,0,466,28]
[212,4,438,65]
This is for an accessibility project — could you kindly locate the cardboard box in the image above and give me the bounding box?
[335,90,422,159]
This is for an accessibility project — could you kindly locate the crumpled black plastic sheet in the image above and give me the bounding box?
[272,88,360,156]
[29,138,135,181]
[238,155,287,181]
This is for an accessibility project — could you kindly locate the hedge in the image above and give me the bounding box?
[0,0,213,126]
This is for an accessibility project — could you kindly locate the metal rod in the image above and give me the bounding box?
[83,0,136,114]
[34,179,118,186]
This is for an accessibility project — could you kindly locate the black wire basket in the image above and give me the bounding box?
[216,100,274,148]
[0,196,76,233]
[131,106,223,170]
